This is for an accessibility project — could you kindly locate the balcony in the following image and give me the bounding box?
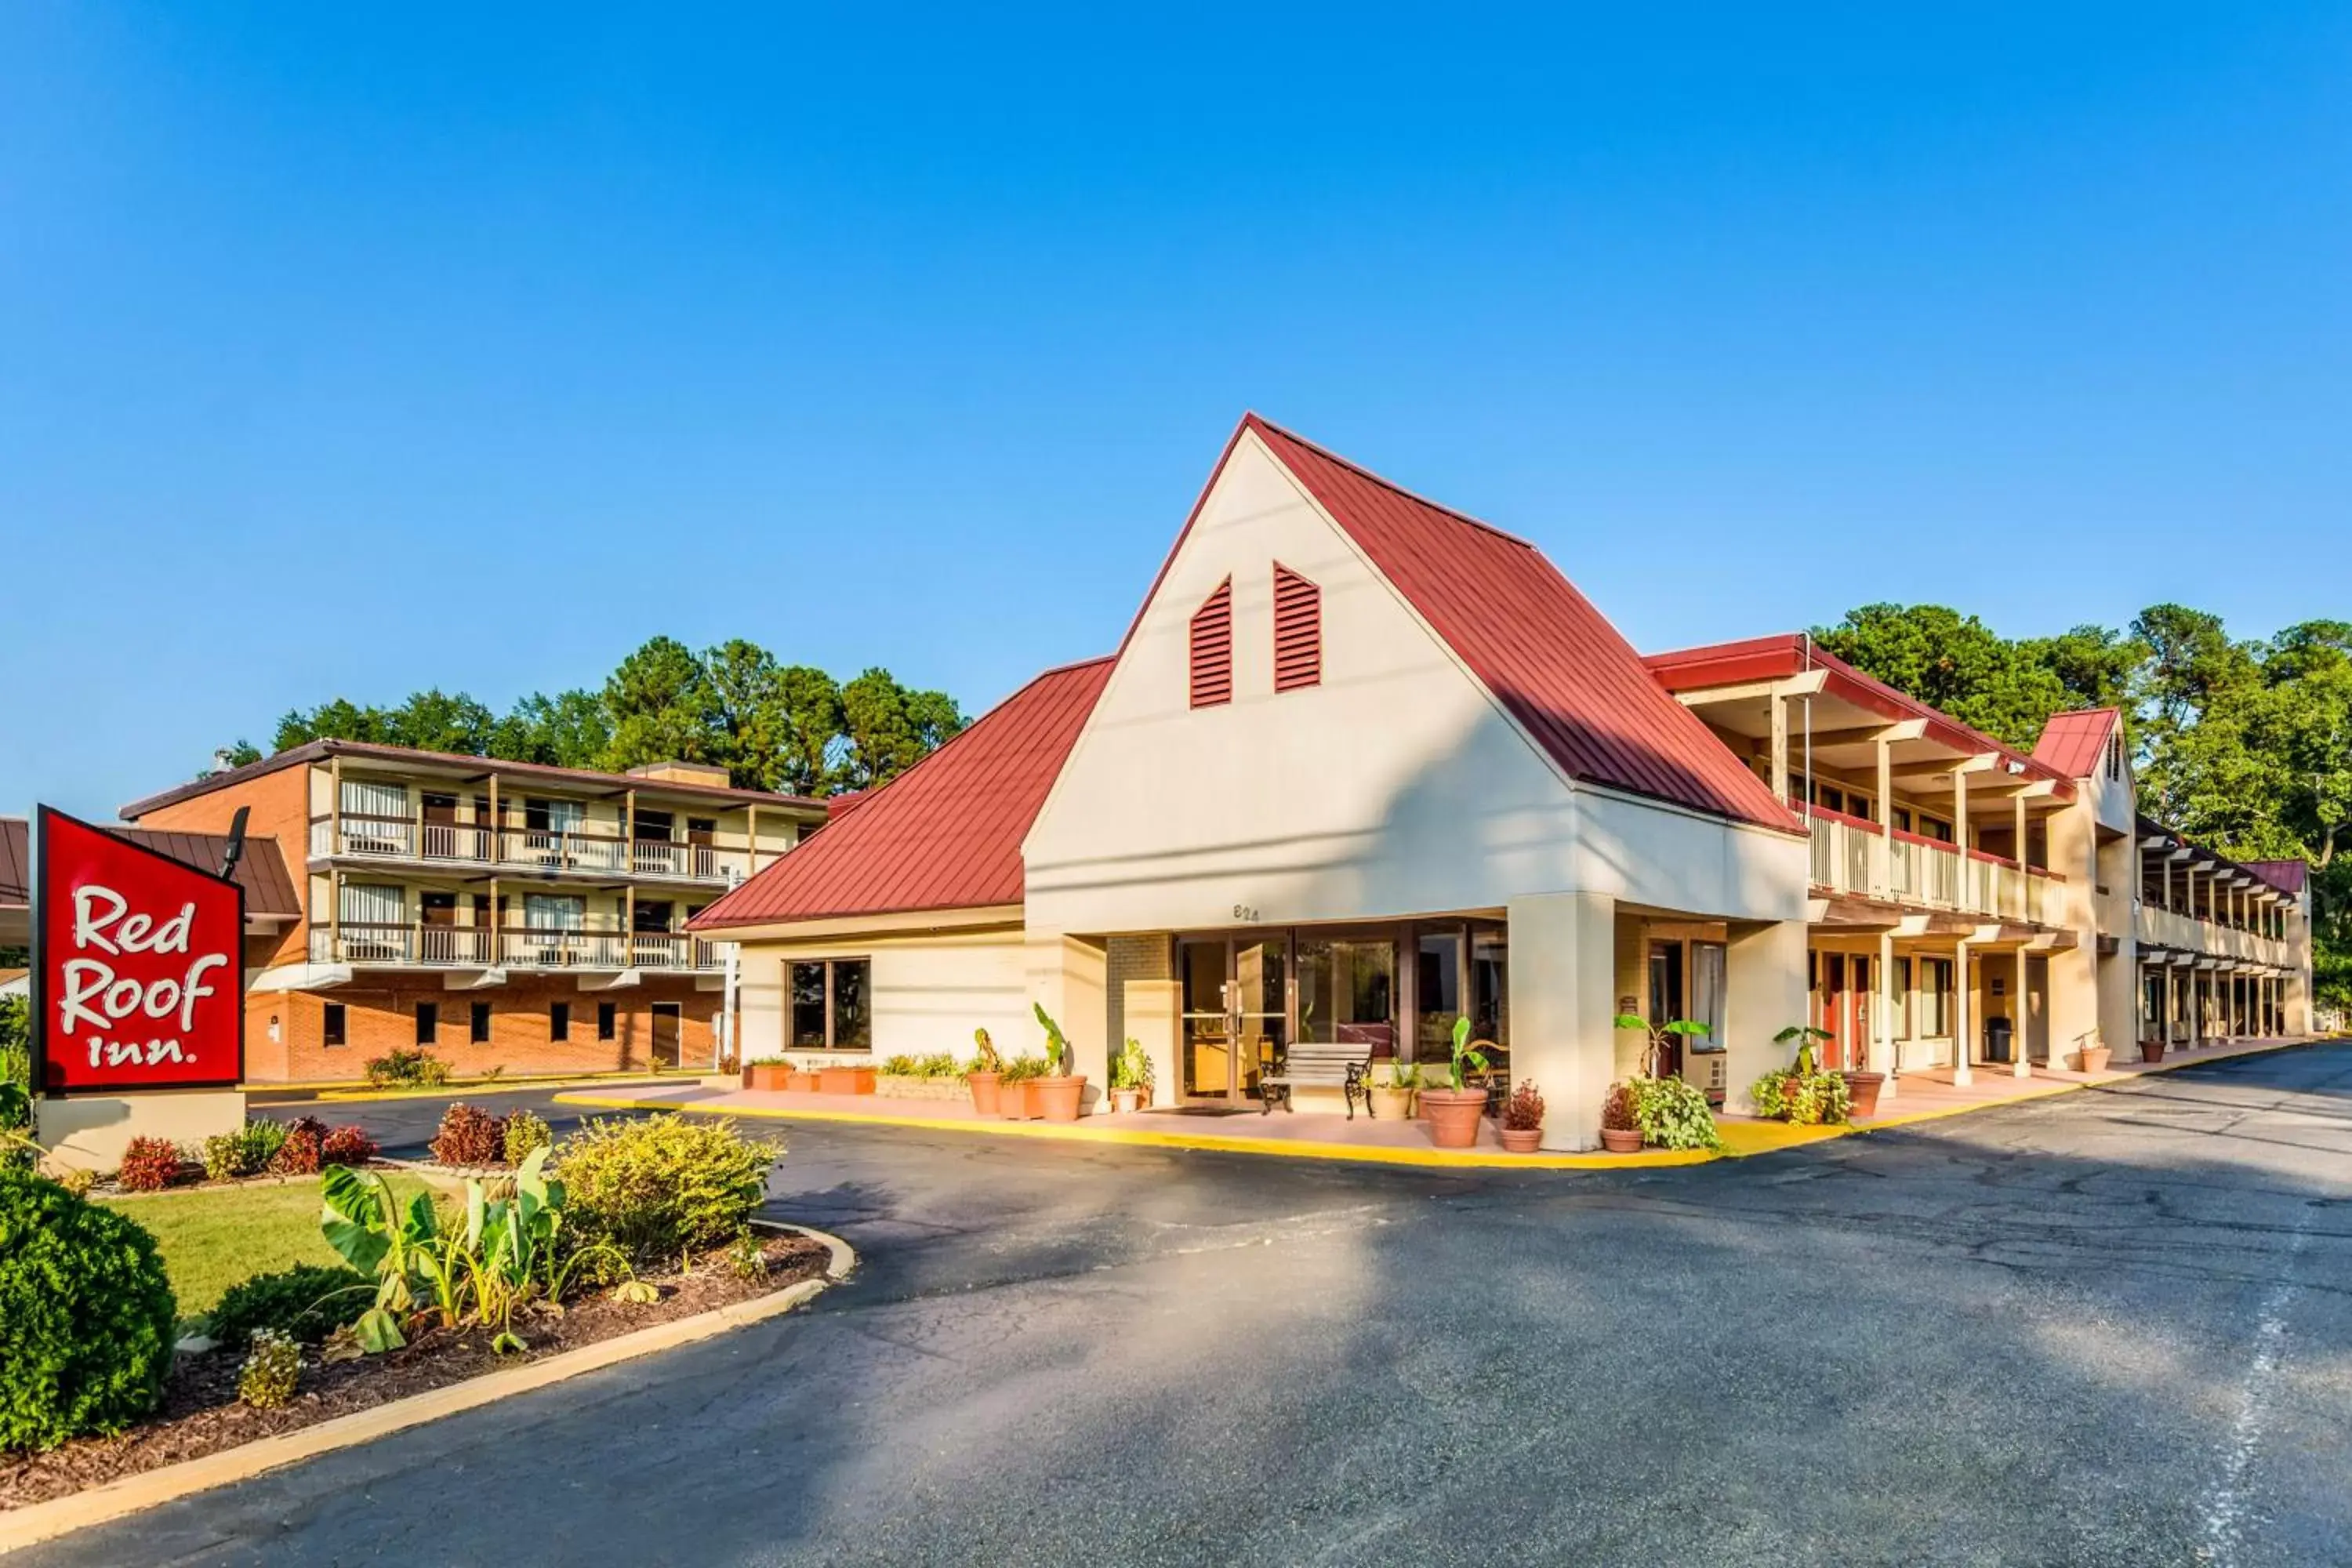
[1809,808,2060,924]
[310,815,746,885]
[2135,903,2292,968]
[309,921,726,973]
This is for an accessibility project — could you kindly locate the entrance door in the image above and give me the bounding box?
[649,1003,681,1069]
[1178,937,1287,1102]
[1647,942,1686,1078]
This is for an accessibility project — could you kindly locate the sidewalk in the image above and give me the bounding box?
[555,1034,2325,1172]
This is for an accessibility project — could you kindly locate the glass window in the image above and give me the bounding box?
[470,1002,491,1044]
[833,960,871,1051]
[1921,957,1953,1036]
[597,1001,617,1040]
[323,1003,347,1047]
[1692,941,1726,1048]
[1298,937,1396,1054]
[416,1002,437,1046]
[550,1002,570,1042]
[1894,957,1912,1038]
[1414,928,1461,1061]
[1472,927,1508,1047]
[790,962,828,1048]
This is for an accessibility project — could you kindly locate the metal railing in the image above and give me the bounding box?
[1809,811,2057,923]
[311,815,740,884]
[310,922,724,972]
[2134,905,2292,968]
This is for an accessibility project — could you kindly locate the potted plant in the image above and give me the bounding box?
[1612,1012,1715,1079]
[2076,1031,2113,1073]
[1779,1021,1880,1118]
[1624,1074,1726,1151]
[1599,1082,1644,1152]
[1031,1003,1089,1122]
[2137,1033,2165,1065]
[997,1054,1047,1120]
[967,1027,1004,1116]
[783,1060,821,1093]
[1748,1065,1852,1126]
[818,1062,877,1095]
[1419,1017,1492,1149]
[744,1055,793,1092]
[1109,1037,1152,1113]
[1498,1080,1545,1153]
[1369,1058,1420,1121]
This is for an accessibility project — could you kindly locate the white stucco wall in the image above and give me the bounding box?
[1022,431,1807,935]
[734,927,1033,1065]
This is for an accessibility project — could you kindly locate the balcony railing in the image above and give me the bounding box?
[2134,904,2292,968]
[310,922,724,972]
[311,815,742,884]
[1809,808,2060,923]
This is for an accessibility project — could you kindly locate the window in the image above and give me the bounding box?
[597,1001,617,1041]
[416,1002,438,1046]
[339,779,409,853]
[1918,815,1955,844]
[470,1002,491,1044]
[1470,927,1508,1047]
[1919,958,1954,1037]
[1692,941,1726,1049]
[550,1002,570,1042]
[1846,793,1872,823]
[1189,578,1233,708]
[1413,928,1460,1061]
[1297,938,1397,1056]
[1272,564,1321,692]
[339,882,405,960]
[2106,731,2123,782]
[1893,806,1912,833]
[1894,958,1912,1039]
[323,1003,347,1047]
[523,797,586,834]
[788,959,873,1051]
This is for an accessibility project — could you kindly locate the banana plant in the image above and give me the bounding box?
[1447,1015,1491,1091]
[1774,1023,1835,1076]
[1613,1014,1715,1079]
[1033,1003,1070,1076]
[320,1163,440,1352]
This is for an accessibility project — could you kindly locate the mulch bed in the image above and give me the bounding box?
[1,1232,829,1511]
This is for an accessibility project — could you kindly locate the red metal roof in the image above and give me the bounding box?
[2031,708,2122,781]
[688,658,1114,928]
[2248,858,2308,896]
[1242,418,1804,835]
[1645,634,2075,797]
[0,816,299,918]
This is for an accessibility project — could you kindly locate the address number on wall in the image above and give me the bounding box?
[1232,903,1260,924]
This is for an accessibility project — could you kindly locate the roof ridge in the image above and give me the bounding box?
[1243,412,1538,550]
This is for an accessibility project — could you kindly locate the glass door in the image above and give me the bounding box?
[1232,940,1287,1103]
[1178,936,1290,1103]
[1179,938,1236,1102]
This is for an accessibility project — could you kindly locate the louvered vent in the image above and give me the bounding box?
[1272,564,1321,692]
[1189,579,1232,708]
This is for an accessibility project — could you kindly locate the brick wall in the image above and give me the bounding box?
[243,976,721,1083]
[1105,934,1174,1058]
[136,764,314,967]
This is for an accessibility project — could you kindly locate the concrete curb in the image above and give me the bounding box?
[0,1225,858,1556]
[560,1036,2328,1172]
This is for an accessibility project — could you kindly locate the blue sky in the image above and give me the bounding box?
[4,4,2346,820]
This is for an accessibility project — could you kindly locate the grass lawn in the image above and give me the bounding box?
[100,1174,452,1328]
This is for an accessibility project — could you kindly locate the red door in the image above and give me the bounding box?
[1813,954,1871,1072]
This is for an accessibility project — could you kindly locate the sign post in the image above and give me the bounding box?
[31,807,248,1170]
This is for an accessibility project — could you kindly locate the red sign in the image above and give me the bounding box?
[34,808,245,1095]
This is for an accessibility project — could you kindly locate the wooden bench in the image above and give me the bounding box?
[1257,1043,1374,1118]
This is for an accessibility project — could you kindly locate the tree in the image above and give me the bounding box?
[492,689,612,769]
[1811,604,2071,751]
[598,637,719,773]
[837,669,966,791]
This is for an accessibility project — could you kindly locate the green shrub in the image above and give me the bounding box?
[363,1047,450,1087]
[201,1132,247,1183]
[238,1329,301,1410]
[202,1120,293,1182]
[1749,1069,1852,1126]
[0,1168,178,1450]
[208,1263,373,1347]
[997,1054,1048,1083]
[114,1136,185,1192]
[557,1114,780,1264]
[503,1109,552,1165]
[880,1054,920,1077]
[53,1167,96,1199]
[917,1051,961,1080]
[1626,1076,1722,1151]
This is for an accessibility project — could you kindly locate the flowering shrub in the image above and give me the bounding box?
[319,1125,379,1166]
[1502,1079,1545,1132]
[1601,1082,1638,1132]
[114,1137,185,1192]
[269,1118,327,1176]
[430,1103,507,1167]
[238,1329,301,1410]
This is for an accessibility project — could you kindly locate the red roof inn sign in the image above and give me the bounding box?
[33,807,245,1095]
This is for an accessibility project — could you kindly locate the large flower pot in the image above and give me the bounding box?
[1599,1127,1645,1153]
[783,1070,820,1094]
[1036,1075,1087,1123]
[999,1080,1037,1120]
[2078,1044,2112,1073]
[967,1071,1002,1116]
[2139,1039,2166,1065]
[1840,1071,1886,1120]
[1420,1087,1487,1149]
[1110,1087,1143,1114]
[745,1064,792,1091]
[818,1065,876,1096]
[1368,1087,1416,1121]
[1498,1126,1543,1154]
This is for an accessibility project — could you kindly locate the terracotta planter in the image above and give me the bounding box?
[1368,1087,1416,1121]
[1420,1087,1487,1149]
[1036,1075,1087,1122]
[783,1070,820,1094]
[1599,1127,1645,1153]
[2078,1045,2112,1073]
[818,1065,876,1096]
[1110,1087,1143,1114]
[2138,1038,2165,1065]
[1498,1125,1543,1154]
[1841,1071,1886,1120]
[745,1064,792,1091]
[999,1080,1036,1120]
[967,1071,1001,1116]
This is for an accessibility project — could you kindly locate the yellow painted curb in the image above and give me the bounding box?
[259,1073,709,1106]
[553,1093,1720,1171]
[0,1226,858,1555]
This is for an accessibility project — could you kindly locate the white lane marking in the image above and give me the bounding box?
[2196,1210,2314,1566]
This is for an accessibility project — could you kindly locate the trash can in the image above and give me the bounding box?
[1984,1017,2013,1065]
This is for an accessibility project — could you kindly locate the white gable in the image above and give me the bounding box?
[1022,432,1806,935]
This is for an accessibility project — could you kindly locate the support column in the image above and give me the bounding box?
[1769,695,1791,806]
[1875,928,1899,1102]
[1025,930,1108,1111]
[1954,936,1974,1087]
[1725,917,1809,1115]
[2010,950,2032,1080]
[1507,891,1621,1149]
[2013,794,2029,921]
[1954,769,1973,913]
[1875,735,1895,898]
[2162,963,2176,1050]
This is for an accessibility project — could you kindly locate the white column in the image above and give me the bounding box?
[1875,928,1899,1102]
[1953,938,1974,1087]
[1507,891,1620,1150]
[2010,949,2032,1080]
[1726,917,1809,1112]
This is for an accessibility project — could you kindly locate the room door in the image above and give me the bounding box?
[1177,937,1287,1103]
[650,1003,682,1070]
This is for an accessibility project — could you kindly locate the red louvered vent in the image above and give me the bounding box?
[1189,578,1233,708]
[1272,564,1321,692]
